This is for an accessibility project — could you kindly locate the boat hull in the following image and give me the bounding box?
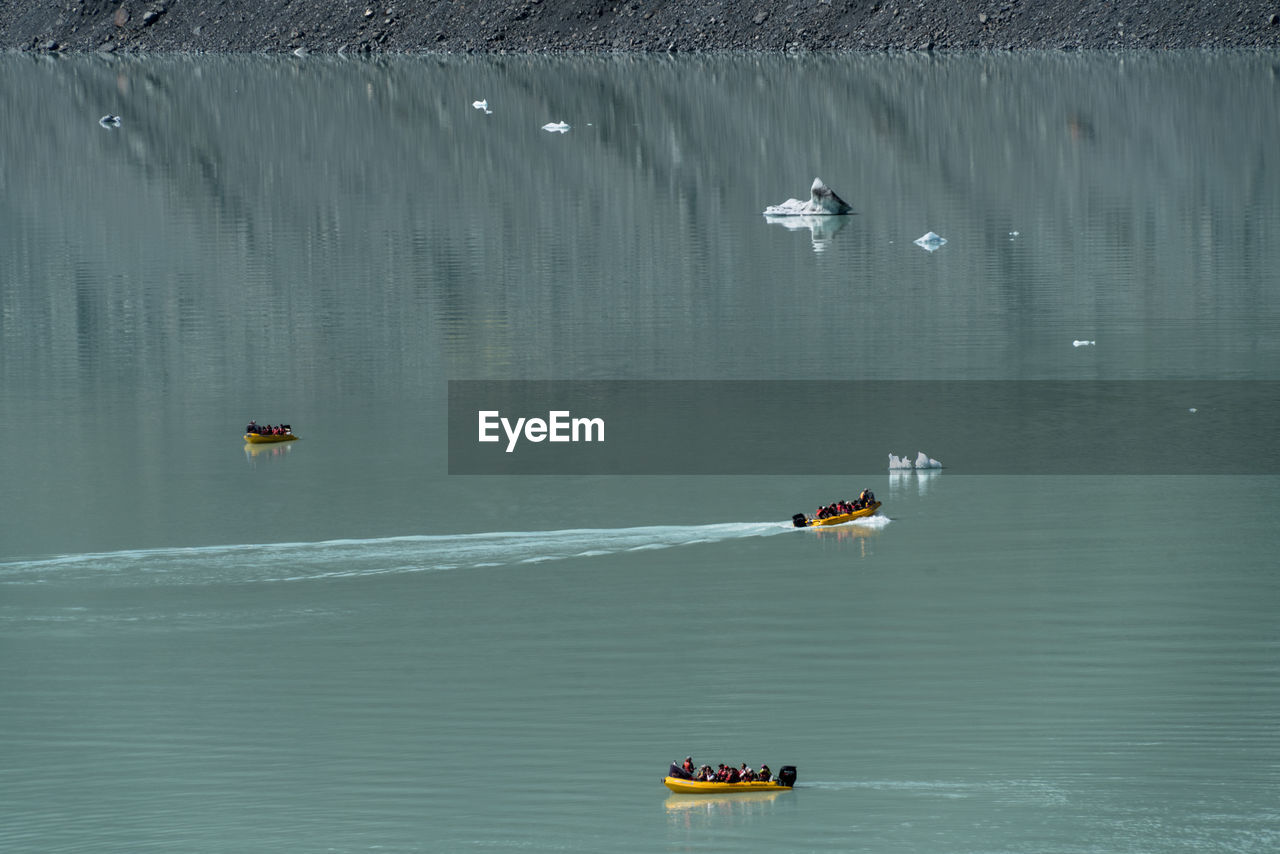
[244,433,298,444]
[801,501,881,527]
[662,777,793,794]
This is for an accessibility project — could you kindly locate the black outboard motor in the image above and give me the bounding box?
[777,766,797,788]
[792,513,809,528]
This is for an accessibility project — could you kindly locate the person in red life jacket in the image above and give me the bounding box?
[682,757,695,776]
[739,763,756,781]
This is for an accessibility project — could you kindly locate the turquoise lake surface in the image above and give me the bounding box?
[1,51,1278,852]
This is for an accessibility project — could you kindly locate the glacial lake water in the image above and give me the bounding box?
[1,51,1278,852]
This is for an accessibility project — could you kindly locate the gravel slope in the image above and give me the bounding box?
[4,1,1280,53]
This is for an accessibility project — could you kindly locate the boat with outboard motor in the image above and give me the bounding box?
[793,501,880,527]
[244,431,298,444]
[663,765,797,794]
[244,421,297,443]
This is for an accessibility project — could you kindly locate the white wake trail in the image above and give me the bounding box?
[0,521,806,587]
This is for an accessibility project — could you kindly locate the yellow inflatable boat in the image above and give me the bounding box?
[663,777,794,794]
[244,431,298,444]
[793,501,880,527]
[663,766,796,794]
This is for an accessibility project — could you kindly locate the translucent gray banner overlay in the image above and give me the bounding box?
[448,381,1279,475]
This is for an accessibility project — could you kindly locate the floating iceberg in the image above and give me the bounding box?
[542,121,570,133]
[913,232,947,251]
[473,99,492,114]
[763,178,853,216]
[888,452,943,470]
[99,114,121,129]
[1072,339,1096,347]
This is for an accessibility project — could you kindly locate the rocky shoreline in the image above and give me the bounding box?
[4,1,1280,54]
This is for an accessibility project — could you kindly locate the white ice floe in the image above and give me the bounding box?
[763,178,853,216]
[1072,339,1096,347]
[888,452,943,470]
[913,232,947,251]
[99,114,121,128]
[542,121,570,133]
[472,99,492,114]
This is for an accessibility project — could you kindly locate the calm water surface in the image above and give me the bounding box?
[1,51,1278,852]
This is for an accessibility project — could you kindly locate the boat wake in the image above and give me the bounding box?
[801,778,1070,804]
[0,521,802,587]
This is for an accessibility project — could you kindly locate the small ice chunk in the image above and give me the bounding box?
[914,231,946,251]
[763,178,853,216]
[472,99,488,110]
[1072,340,1096,347]
[99,114,121,128]
[889,452,942,470]
[1009,231,1020,236]
[1188,407,1197,413]
[915,451,942,469]
[542,121,570,133]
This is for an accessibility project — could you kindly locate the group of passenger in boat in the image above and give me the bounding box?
[245,420,292,436]
[814,489,875,519]
[668,757,772,783]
